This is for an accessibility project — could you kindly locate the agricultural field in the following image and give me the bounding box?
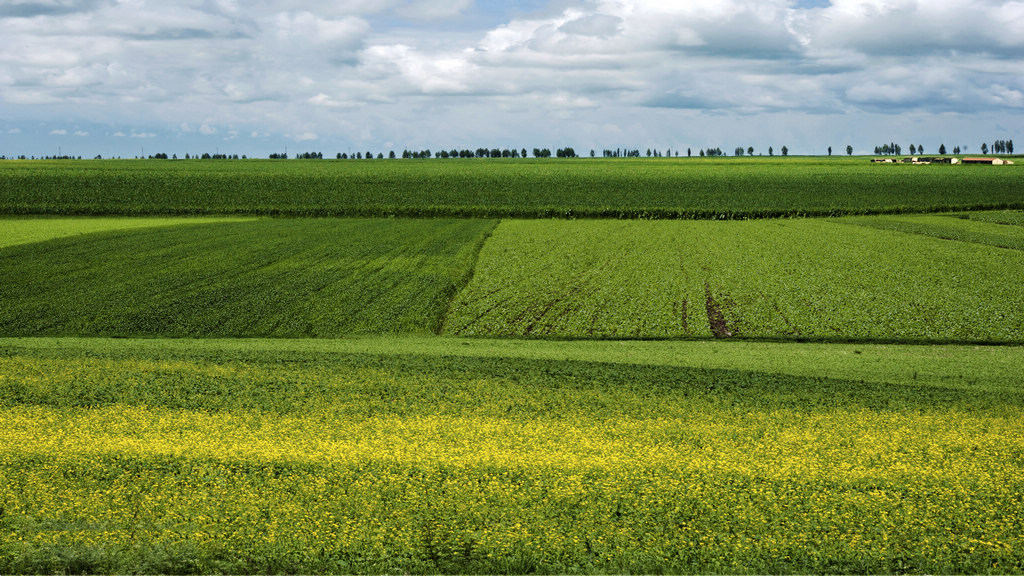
[1,157,1022,219]
[447,215,1024,342]
[1,337,1023,574]
[0,218,495,337]
[1,158,1024,573]
[0,216,254,249]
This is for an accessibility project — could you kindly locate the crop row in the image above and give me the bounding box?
[0,218,495,337]
[4,214,1023,342]
[445,215,1024,343]
[1,343,1022,574]
[1,158,1021,219]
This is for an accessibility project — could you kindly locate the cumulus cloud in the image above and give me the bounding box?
[48,129,67,135]
[1,0,1021,154]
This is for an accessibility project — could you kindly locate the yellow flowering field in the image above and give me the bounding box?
[1,338,1023,573]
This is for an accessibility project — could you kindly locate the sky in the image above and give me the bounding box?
[1,0,1022,158]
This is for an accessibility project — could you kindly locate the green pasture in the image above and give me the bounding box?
[1,157,1020,218]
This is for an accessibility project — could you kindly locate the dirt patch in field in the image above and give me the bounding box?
[704,283,733,338]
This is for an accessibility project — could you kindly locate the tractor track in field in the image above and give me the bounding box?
[704,282,733,338]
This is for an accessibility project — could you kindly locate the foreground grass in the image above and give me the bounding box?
[2,337,1023,574]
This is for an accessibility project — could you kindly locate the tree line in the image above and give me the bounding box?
[5,138,1015,162]
[874,139,1013,156]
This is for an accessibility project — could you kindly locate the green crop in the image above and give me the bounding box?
[0,218,495,337]
[446,216,1024,343]
[2,337,1022,574]
[1,158,1021,219]
[0,216,254,249]
[445,220,709,338]
[844,213,1024,250]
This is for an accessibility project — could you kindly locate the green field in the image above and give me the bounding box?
[446,216,1024,342]
[2,337,1022,574]
[0,218,494,337]
[1,159,1023,573]
[1,157,1021,218]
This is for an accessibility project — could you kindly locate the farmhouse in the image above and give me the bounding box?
[962,157,1014,165]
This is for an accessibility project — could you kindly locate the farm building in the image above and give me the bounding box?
[872,157,960,164]
[962,157,1014,165]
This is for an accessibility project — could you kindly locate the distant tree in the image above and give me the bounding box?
[781,146,788,156]
[828,146,832,156]
[389,151,396,159]
[735,147,744,157]
[591,150,596,158]
[953,146,960,155]
[917,145,924,155]
[981,143,989,154]
[909,144,917,155]
[768,146,773,157]
[846,145,853,156]
[939,144,946,155]
[687,148,692,157]
[700,149,705,157]
[1008,139,1014,154]
[747,146,754,156]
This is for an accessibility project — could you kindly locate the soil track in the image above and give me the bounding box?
[704,283,733,338]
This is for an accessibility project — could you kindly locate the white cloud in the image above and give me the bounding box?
[1,0,1021,155]
[49,129,67,135]
[7,128,22,134]
[73,130,88,136]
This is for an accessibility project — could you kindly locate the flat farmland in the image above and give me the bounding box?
[1,157,1021,218]
[2,337,1023,574]
[0,218,495,337]
[2,158,1023,574]
[446,215,1024,343]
